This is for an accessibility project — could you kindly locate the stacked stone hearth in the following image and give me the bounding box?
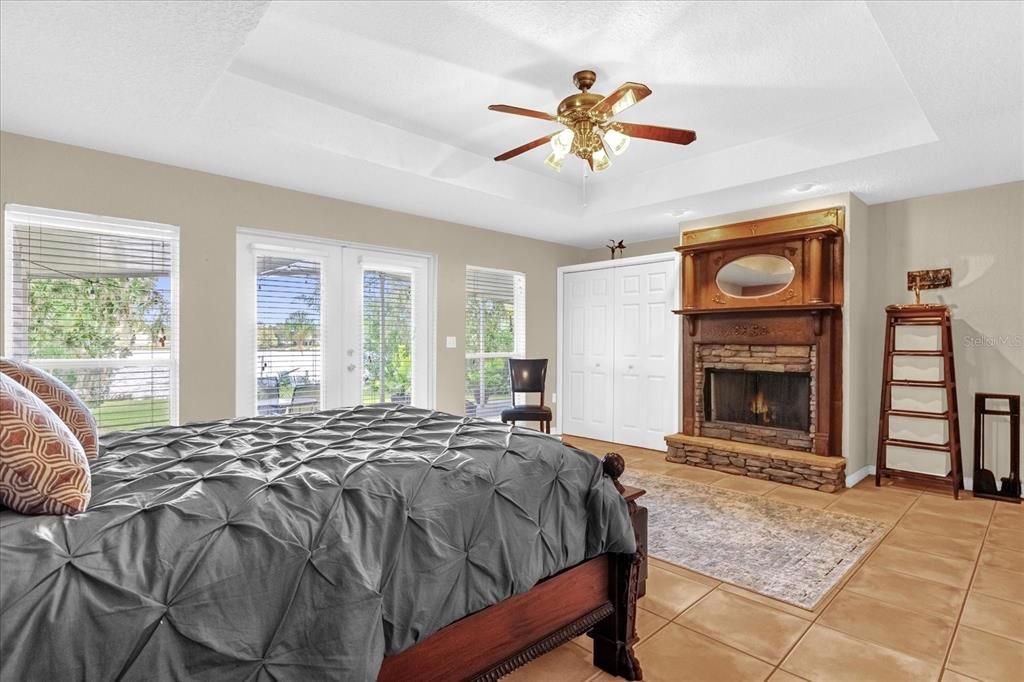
[665,434,844,493]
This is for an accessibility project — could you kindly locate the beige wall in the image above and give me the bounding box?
[0,132,586,423]
[579,187,1023,483]
[866,181,1024,484]
[4,130,1017,480]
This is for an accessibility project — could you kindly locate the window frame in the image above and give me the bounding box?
[3,204,181,428]
[465,265,526,420]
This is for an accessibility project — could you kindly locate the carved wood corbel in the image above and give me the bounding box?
[811,310,823,336]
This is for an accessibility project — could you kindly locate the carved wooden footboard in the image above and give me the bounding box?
[378,453,648,681]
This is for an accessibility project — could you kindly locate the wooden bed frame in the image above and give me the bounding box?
[378,453,648,681]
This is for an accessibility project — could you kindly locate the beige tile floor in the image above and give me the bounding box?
[504,437,1024,682]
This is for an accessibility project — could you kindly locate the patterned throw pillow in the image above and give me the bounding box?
[0,357,98,460]
[0,374,91,514]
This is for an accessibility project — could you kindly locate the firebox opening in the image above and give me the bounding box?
[704,369,811,432]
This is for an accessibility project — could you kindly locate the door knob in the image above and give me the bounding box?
[347,364,356,372]
[595,363,601,368]
[628,364,634,370]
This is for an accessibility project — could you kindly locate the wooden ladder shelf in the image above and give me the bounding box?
[875,304,964,498]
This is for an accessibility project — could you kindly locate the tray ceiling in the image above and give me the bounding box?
[1,1,1021,246]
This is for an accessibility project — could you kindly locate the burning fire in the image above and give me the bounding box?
[750,390,772,424]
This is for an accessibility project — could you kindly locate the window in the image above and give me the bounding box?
[4,206,179,432]
[465,267,525,419]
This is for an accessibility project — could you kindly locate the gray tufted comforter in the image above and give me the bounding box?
[0,405,635,680]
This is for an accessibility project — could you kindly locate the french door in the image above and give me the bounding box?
[341,247,432,408]
[236,232,433,416]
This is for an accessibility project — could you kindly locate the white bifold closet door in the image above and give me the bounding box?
[561,258,677,450]
[562,268,615,441]
[612,261,675,449]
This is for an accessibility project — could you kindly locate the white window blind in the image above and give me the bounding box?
[361,269,413,405]
[465,266,525,420]
[4,206,179,432]
[254,254,322,416]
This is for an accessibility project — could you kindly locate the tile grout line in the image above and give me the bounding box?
[769,483,938,677]
[939,498,998,676]
[828,491,975,625]
[569,436,1015,680]
[669,618,788,670]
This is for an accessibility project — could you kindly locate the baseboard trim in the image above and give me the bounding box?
[845,465,873,489]
[845,464,974,491]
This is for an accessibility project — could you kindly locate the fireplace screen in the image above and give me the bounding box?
[704,369,811,432]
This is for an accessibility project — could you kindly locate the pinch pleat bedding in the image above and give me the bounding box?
[0,405,634,681]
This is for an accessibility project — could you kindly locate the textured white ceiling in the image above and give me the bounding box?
[1,1,1021,247]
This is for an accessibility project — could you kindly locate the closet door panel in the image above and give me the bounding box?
[562,269,614,441]
[613,261,677,449]
[562,274,588,436]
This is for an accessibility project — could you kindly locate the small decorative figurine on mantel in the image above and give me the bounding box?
[607,239,626,260]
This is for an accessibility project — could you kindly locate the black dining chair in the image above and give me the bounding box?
[500,359,552,434]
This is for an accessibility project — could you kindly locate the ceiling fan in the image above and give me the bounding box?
[488,69,696,173]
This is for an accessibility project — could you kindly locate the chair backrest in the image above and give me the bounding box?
[508,359,547,404]
[257,376,280,401]
[291,382,321,405]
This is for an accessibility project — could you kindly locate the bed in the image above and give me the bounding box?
[1,404,646,681]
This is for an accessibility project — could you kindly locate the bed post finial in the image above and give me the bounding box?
[602,452,626,493]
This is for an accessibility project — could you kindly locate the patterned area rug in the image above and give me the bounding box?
[621,469,887,610]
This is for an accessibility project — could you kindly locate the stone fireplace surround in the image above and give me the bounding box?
[667,332,845,493]
[695,343,817,451]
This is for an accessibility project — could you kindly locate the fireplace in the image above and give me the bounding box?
[667,207,846,492]
[704,369,811,432]
[694,342,817,451]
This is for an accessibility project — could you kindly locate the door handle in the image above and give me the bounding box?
[347,364,356,372]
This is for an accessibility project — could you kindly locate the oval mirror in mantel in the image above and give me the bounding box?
[715,254,795,299]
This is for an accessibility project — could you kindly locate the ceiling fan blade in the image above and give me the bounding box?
[488,104,556,121]
[617,122,696,145]
[494,133,556,161]
[589,82,652,119]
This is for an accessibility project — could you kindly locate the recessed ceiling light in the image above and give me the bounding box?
[793,182,820,193]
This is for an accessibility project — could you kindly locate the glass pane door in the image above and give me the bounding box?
[361,269,413,404]
[342,248,431,408]
[254,254,322,416]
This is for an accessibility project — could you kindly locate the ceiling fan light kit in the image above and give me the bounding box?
[489,69,696,173]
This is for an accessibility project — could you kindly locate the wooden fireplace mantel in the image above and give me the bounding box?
[673,207,845,457]
[673,207,844,316]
